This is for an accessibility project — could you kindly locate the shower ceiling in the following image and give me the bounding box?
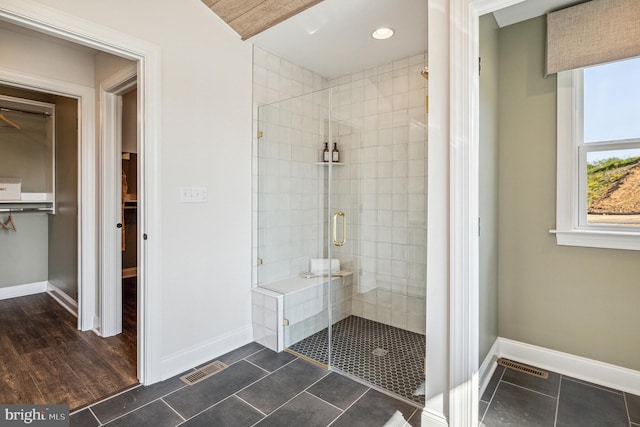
[248,0,428,79]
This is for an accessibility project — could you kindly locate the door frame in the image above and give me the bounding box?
[0,0,163,384]
[99,66,137,338]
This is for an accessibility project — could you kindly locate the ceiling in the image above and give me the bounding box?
[248,0,428,79]
[201,0,323,40]
[217,0,587,80]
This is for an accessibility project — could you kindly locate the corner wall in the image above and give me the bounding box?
[479,13,499,363]
[498,16,640,371]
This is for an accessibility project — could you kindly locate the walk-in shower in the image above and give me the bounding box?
[252,52,428,405]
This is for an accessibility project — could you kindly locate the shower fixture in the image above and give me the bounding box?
[420,67,429,80]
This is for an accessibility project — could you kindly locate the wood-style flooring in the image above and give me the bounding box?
[0,279,138,411]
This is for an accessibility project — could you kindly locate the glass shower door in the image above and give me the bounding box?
[255,88,335,366]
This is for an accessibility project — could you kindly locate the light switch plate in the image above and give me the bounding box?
[179,187,208,203]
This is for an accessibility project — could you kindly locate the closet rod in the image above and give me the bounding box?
[0,207,52,213]
[0,107,51,117]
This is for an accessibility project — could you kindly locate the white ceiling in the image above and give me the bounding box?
[250,0,588,80]
[249,0,428,80]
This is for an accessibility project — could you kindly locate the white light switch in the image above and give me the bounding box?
[179,187,208,203]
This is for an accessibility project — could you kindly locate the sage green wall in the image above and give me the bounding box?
[479,13,500,364]
[498,16,640,371]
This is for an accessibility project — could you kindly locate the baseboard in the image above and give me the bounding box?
[420,407,449,427]
[479,338,501,398]
[159,325,253,380]
[487,337,640,396]
[0,281,47,300]
[47,282,78,317]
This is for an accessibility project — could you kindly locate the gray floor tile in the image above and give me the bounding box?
[307,372,369,410]
[213,342,266,366]
[482,381,556,427]
[164,360,268,419]
[103,400,183,427]
[246,348,297,372]
[70,409,99,427]
[91,378,185,424]
[406,408,422,426]
[556,378,628,427]
[627,392,640,424]
[330,389,417,427]
[180,396,264,427]
[481,365,505,402]
[479,400,488,421]
[254,392,342,427]
[237,358,328,414]
[501,365,561,397]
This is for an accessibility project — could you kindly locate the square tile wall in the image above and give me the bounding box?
[251,287,284,352]
[252,46,427,335]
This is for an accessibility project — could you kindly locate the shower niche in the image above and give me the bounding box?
[253,52,428,405]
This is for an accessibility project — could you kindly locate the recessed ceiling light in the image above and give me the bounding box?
[372,27,394,40]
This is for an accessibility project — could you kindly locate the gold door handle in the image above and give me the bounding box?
[333,211,346,247]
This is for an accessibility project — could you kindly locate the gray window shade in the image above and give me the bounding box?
[546,0,640,75]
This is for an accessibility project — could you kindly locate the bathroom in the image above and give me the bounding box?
[249,0,428,404]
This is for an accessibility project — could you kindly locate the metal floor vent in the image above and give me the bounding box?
[497,358,549,379]
[180,361,228,386]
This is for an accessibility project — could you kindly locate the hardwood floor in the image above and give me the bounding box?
[0,280,138,411]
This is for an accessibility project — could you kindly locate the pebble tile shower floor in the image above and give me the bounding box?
[287,315,426,405]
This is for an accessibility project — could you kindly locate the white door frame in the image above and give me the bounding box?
[100,66,137,338]
[0,0,163,384]
[425,0,526,425]
[0,67,96,332]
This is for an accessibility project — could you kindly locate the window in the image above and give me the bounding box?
[555,56,640,250]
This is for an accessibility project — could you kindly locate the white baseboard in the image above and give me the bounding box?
[479,337,640,397]
[479,338,501,397]
[159,325,253,380]
[420,408,449,427]
[47,282,78,317]
[0,281,47,300]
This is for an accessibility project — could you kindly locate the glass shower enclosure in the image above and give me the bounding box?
[255,71,427,405]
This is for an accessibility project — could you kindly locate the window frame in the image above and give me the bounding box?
[554,68,640,250]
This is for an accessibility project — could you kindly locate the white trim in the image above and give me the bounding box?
[478,338,500,398]
[555,68,640,250]
[496,337,640,396]
[0,67,96,333]
[0,0,163,384]
[47,282,78,317]
[99,65,137,338]
[159,326,253,381]
[0,281,47,300]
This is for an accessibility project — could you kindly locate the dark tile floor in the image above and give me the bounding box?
[481,362,640,427]
[70,342,422,427]
[288,315,426,405]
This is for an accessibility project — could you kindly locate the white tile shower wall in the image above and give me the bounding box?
[284,275,352,347]
[328,53,427,335]
[251,287,284,352]
[252,46,328,287]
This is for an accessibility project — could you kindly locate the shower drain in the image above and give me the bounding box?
[372,348,389,357]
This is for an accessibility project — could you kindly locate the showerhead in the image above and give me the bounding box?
[420,67,429,80]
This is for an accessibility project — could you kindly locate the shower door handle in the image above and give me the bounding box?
[333,211,346,247]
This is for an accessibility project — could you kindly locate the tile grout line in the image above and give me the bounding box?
[480,366,507,425]
[233,394,268,417]
[553,375,563,427]
[500,379,558,400]
[246,370,332,426]
[70,384,144,415]
[92,396,167,426]
[327,387,371,426]
[161,397,186,422]
[88,407,102,427]
[623,392,632,427]
[302,389,345,413]
[563,376,624,396]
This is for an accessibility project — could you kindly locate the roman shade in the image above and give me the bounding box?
[546,0,640,75]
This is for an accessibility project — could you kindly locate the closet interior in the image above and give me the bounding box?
[0,86,78,313]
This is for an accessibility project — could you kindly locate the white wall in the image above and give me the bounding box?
[11,0,254,378]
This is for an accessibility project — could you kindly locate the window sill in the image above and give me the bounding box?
[549,229,640,251]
